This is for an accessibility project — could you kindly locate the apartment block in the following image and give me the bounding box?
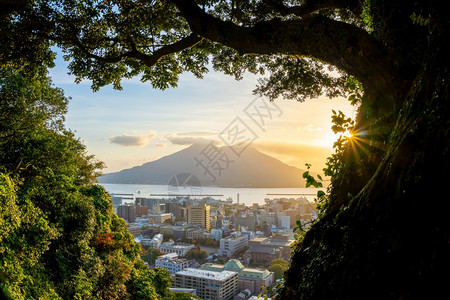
[174,268,238,300]
[218,232,248,258]
[188,204,211,231]
[117,205,136,223]
[155,253,189,274]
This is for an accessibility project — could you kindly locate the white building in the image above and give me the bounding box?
[279,215,290,231]
[141,233,163,249]
[155,253,189,274]
[211,228,223,241]
[174,268,238,300]
[218,232,248,258]
[159,240,195,257]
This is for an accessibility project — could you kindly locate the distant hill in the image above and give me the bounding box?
[99,143,310,188]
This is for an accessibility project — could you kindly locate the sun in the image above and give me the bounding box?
[325,130,354,148]
[342,130,353,139]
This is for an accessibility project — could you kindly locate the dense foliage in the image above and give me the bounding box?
[1,0,449,299]
[0,66,177,299]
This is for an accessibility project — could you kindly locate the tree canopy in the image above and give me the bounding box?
[0,53,174,300]
[1,0,449,299]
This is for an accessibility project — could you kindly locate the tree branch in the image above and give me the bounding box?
[50,32,202,68]
[264,0,360,17]
[172,0,399,103]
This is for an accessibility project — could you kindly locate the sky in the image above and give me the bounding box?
[49,52,356,174]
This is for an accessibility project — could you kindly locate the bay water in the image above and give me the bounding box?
[100,183,325,206]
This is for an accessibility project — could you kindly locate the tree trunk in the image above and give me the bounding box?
[279,24,450,300]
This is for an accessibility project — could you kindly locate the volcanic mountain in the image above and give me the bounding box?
[99,143,310,188]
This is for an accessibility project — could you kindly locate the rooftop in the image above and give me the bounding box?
[224,259,244,271]
[176,268,238,281]
[246,247,280,254]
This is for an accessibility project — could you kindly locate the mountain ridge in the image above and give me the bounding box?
[99,143,310,188]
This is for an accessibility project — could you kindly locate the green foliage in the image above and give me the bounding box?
[140,248,163,265]
[302,163,323,188]
[269,259,289,280]
[253,56,347,101]
[344,76,364,105]
[0,66,173,299]
[410,12,430,27]
[186,248,208,262]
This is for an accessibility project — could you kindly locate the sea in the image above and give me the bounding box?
[100,183,325,206]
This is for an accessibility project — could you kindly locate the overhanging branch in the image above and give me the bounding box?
[172,0,398,102]
[48,32,202,68]
[264,0,360,17]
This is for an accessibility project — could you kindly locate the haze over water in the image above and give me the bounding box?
[101,183,324,206]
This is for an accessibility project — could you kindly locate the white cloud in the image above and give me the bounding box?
[165,133,220,146]
[109,132,155,147]
[177,131,219,137]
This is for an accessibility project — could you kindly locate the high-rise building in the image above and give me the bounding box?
[174,268,238,300]
[117,205,136,223]
[187,204,210,231]
[135,204,149,217]
[136,197,161,213]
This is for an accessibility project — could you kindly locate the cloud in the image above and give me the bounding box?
[109,132,155,147]
[296,124,323,132]
[177,131,219,137]
[156,143,166,148]
[166,135,218,146]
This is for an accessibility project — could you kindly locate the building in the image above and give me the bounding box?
[117,205,136,223]
[174,268,238,300]
[155,253,189,274]
[111,193,134,206]
[267,233,294,259]
[127,224,142,237]
[136,197,162,213]
[149,213,172,224]
[233,214,256,231]
[244,247,281,265]
[149,233,163,249]
[188,204,210,231]
[211,228,223,241]
[200,259,274,294]
[278,215,290,231]
[219,232,249,258]
[141,233,163,249]
[185,227,203,240]
[159,240,195,257]
[166,202,188,221]
[240,231,254,242]
[135,204,149,217]
[260,212,276,228]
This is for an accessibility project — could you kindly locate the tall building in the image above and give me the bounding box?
[135,204,149,217]
[136,197,161,213]
[174,268,238,300]
[117,205,136,223]
[188,204,210,231]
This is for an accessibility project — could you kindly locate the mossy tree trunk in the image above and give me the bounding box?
[280,12,450,299]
